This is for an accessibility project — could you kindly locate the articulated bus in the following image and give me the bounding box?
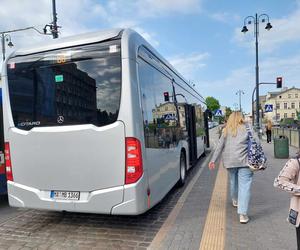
[2,29,207,214]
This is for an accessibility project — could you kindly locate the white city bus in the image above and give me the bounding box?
[2,29,207,215]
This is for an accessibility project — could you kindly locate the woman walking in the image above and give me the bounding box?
[265,120,272,143]
[209,111,257,224]
[274,152,300,249]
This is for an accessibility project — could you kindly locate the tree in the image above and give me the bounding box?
[225,107,232,119]
[205,96,220,112]
[297,110,300,121]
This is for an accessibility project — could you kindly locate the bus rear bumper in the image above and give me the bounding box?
[7,175,149,215]
[111,175,148,215]
[7,181,124,214]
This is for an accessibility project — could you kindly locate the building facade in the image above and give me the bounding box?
[263,87,300,122]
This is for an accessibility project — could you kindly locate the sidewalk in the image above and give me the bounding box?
[225,141,298,250]
[151,134,299,250]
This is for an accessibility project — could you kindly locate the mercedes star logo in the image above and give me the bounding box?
[57,116,64,124]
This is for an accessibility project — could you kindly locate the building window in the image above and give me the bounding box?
[291,102,295,109]
[284,113,287,118]
[279,95,282,99]
[276,113,280,121]
[288,94,291,98]
[276,103,280,110]
[296,94,298,98]
[284,103,287,109]
[292,113,295,118]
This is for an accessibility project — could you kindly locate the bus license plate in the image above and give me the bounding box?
[50,191,80,200]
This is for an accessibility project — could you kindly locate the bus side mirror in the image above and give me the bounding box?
[164,92,169,102]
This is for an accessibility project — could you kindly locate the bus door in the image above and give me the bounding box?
[0,89,6,195]
[204,109,210,148]
[185,104,197,166]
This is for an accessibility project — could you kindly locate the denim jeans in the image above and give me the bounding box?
[228,167,253,215]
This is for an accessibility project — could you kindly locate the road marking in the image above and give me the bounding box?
[199,162,228,250]
[148,153,213,250]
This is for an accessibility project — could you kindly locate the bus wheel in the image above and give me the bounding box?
[177,152,186,187]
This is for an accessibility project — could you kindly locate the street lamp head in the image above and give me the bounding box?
[241,25,249,33]
[7,41,14,48]
[265,22,272,31]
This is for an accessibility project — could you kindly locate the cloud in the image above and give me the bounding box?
[168,52,210,80]
[211,12,240,23]
[138,0,202,17]
[0,0,108,66]
[259,53,300,85]
[1,0,201,70]
[134,27,160,47]
[235,7,300,53]
[196,51,300,112]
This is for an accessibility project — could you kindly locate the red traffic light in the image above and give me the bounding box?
[164,92,169,102]
[276,77,282,88]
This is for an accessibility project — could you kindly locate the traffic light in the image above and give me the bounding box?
[164,92,169,102]
[276,77,282,88]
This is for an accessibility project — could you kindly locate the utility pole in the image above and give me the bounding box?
[52,0,58,39]
[43,0,60,38]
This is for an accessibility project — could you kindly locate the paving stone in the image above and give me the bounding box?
[0,136,210,250]
[225,140,298,250]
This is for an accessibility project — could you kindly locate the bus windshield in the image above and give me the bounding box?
[6,40,122,130]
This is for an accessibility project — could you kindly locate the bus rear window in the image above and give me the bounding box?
[7,40,122,130]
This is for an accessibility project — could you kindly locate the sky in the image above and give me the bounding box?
[0,0,300,113]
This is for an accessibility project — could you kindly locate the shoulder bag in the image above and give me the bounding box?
[245,124,267,171]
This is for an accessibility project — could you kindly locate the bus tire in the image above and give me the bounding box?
[177,152,186,187]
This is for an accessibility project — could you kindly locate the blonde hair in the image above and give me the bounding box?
[223,111,245,137]
[267,120,272,130]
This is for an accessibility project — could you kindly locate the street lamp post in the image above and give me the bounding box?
[241,13,272,135]
[236,89,245,112]
[0,27,47,61]
[233,103,239,111]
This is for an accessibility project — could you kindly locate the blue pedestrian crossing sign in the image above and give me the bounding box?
[214,109,223,117]
[163,113,176,120]
[265,104,273,112]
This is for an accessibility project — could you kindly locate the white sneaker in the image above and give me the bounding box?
[239,214,249,224]
[232,199,238,208]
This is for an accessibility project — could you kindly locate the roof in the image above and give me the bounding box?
[267,87,300,99]
[4,28,206,106]
[9,28,123,56]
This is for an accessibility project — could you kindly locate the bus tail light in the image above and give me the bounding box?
[5,142,13,182]
[125,137,143,184]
